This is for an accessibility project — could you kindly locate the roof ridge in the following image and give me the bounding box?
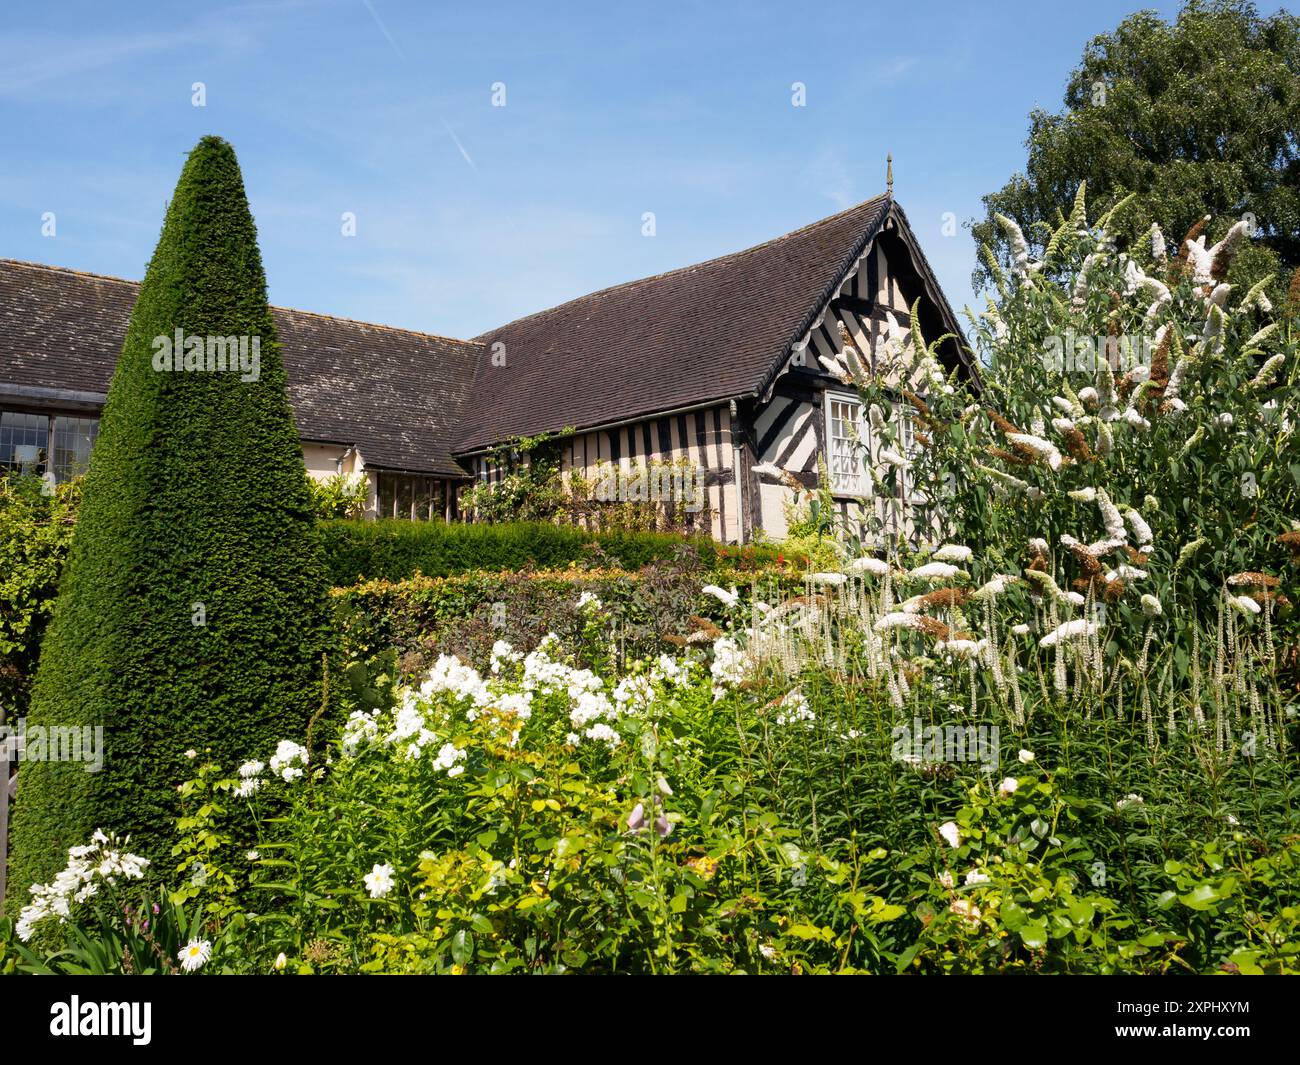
[273,305,478,347]
[0,258,478,348]
[0,258,140,287]
[473,193,889,340]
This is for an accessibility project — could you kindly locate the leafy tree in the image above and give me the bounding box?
[972,1,1300,298]
[8,137,335,902]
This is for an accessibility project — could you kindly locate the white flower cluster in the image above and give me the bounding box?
[17,830,150,941]
[269,740,309,782]
[362,639,694,758]
[709,635,750,698]
[427,653,491,704]
[774,689,815,727]
[432,742,466,776]
[234,759,266,798]
[489,639,523,675]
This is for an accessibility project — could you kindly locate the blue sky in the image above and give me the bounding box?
[1,0,1207,338]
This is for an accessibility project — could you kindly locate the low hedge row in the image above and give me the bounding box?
[332,562,803,685]
[318,519,796,584]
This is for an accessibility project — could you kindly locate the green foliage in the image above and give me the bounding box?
[0,475,80,715]
[317,517,789,585]
[10,889,212,976]
[332,552,799,688]
[14,625,1297,974]
[306,471,368,520]
[462,433,718,536]
[859,197,1300,666]
[902,773,1137,973]
[1154,838,1300,974]
[781,456,846,570]
[460,434,564,524]
[7,136,336,906]
[973,0,1300,296]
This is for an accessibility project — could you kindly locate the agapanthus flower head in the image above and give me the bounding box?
[17,831,150,941]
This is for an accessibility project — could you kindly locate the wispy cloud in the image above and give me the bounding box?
[873,57,917,85]
[805,149,855,210]
[360,0,406,60]
[354,0,480,175]
[0,1,312,102]
[0,30,199,98]
[441,120,477,171]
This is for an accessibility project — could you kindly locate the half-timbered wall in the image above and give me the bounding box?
[471,404,740,542]
[745,222,937,544]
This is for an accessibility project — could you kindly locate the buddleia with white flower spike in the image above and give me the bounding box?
[1094,489,1127,544]
[1236,275,1274,315]
[1121,505,1153,551]
[1250,353,1285,390]
[1148,222,1166,267]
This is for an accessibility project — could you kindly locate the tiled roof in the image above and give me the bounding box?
[0,194,964,474]
[0,260,484,476]
[461,195,892,452]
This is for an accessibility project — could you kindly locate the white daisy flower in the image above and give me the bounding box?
[179,938,212,973]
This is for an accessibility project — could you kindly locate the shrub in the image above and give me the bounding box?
[332,551,800,686]
[14,623,1297,975]
[0,475,80,715]
[842,196,1299,665]
[7,136,335,904]
[316,518,793,585]
[306,471,367,520]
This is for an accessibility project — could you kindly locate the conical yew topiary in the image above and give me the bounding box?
[8,136,335,901]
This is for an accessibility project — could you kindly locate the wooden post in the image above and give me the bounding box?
[0,750,9,914]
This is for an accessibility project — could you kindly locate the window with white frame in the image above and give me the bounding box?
[890,396,926,504]
[825,392,869,496]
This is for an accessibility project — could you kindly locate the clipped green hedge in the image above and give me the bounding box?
[318,519,794,584]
